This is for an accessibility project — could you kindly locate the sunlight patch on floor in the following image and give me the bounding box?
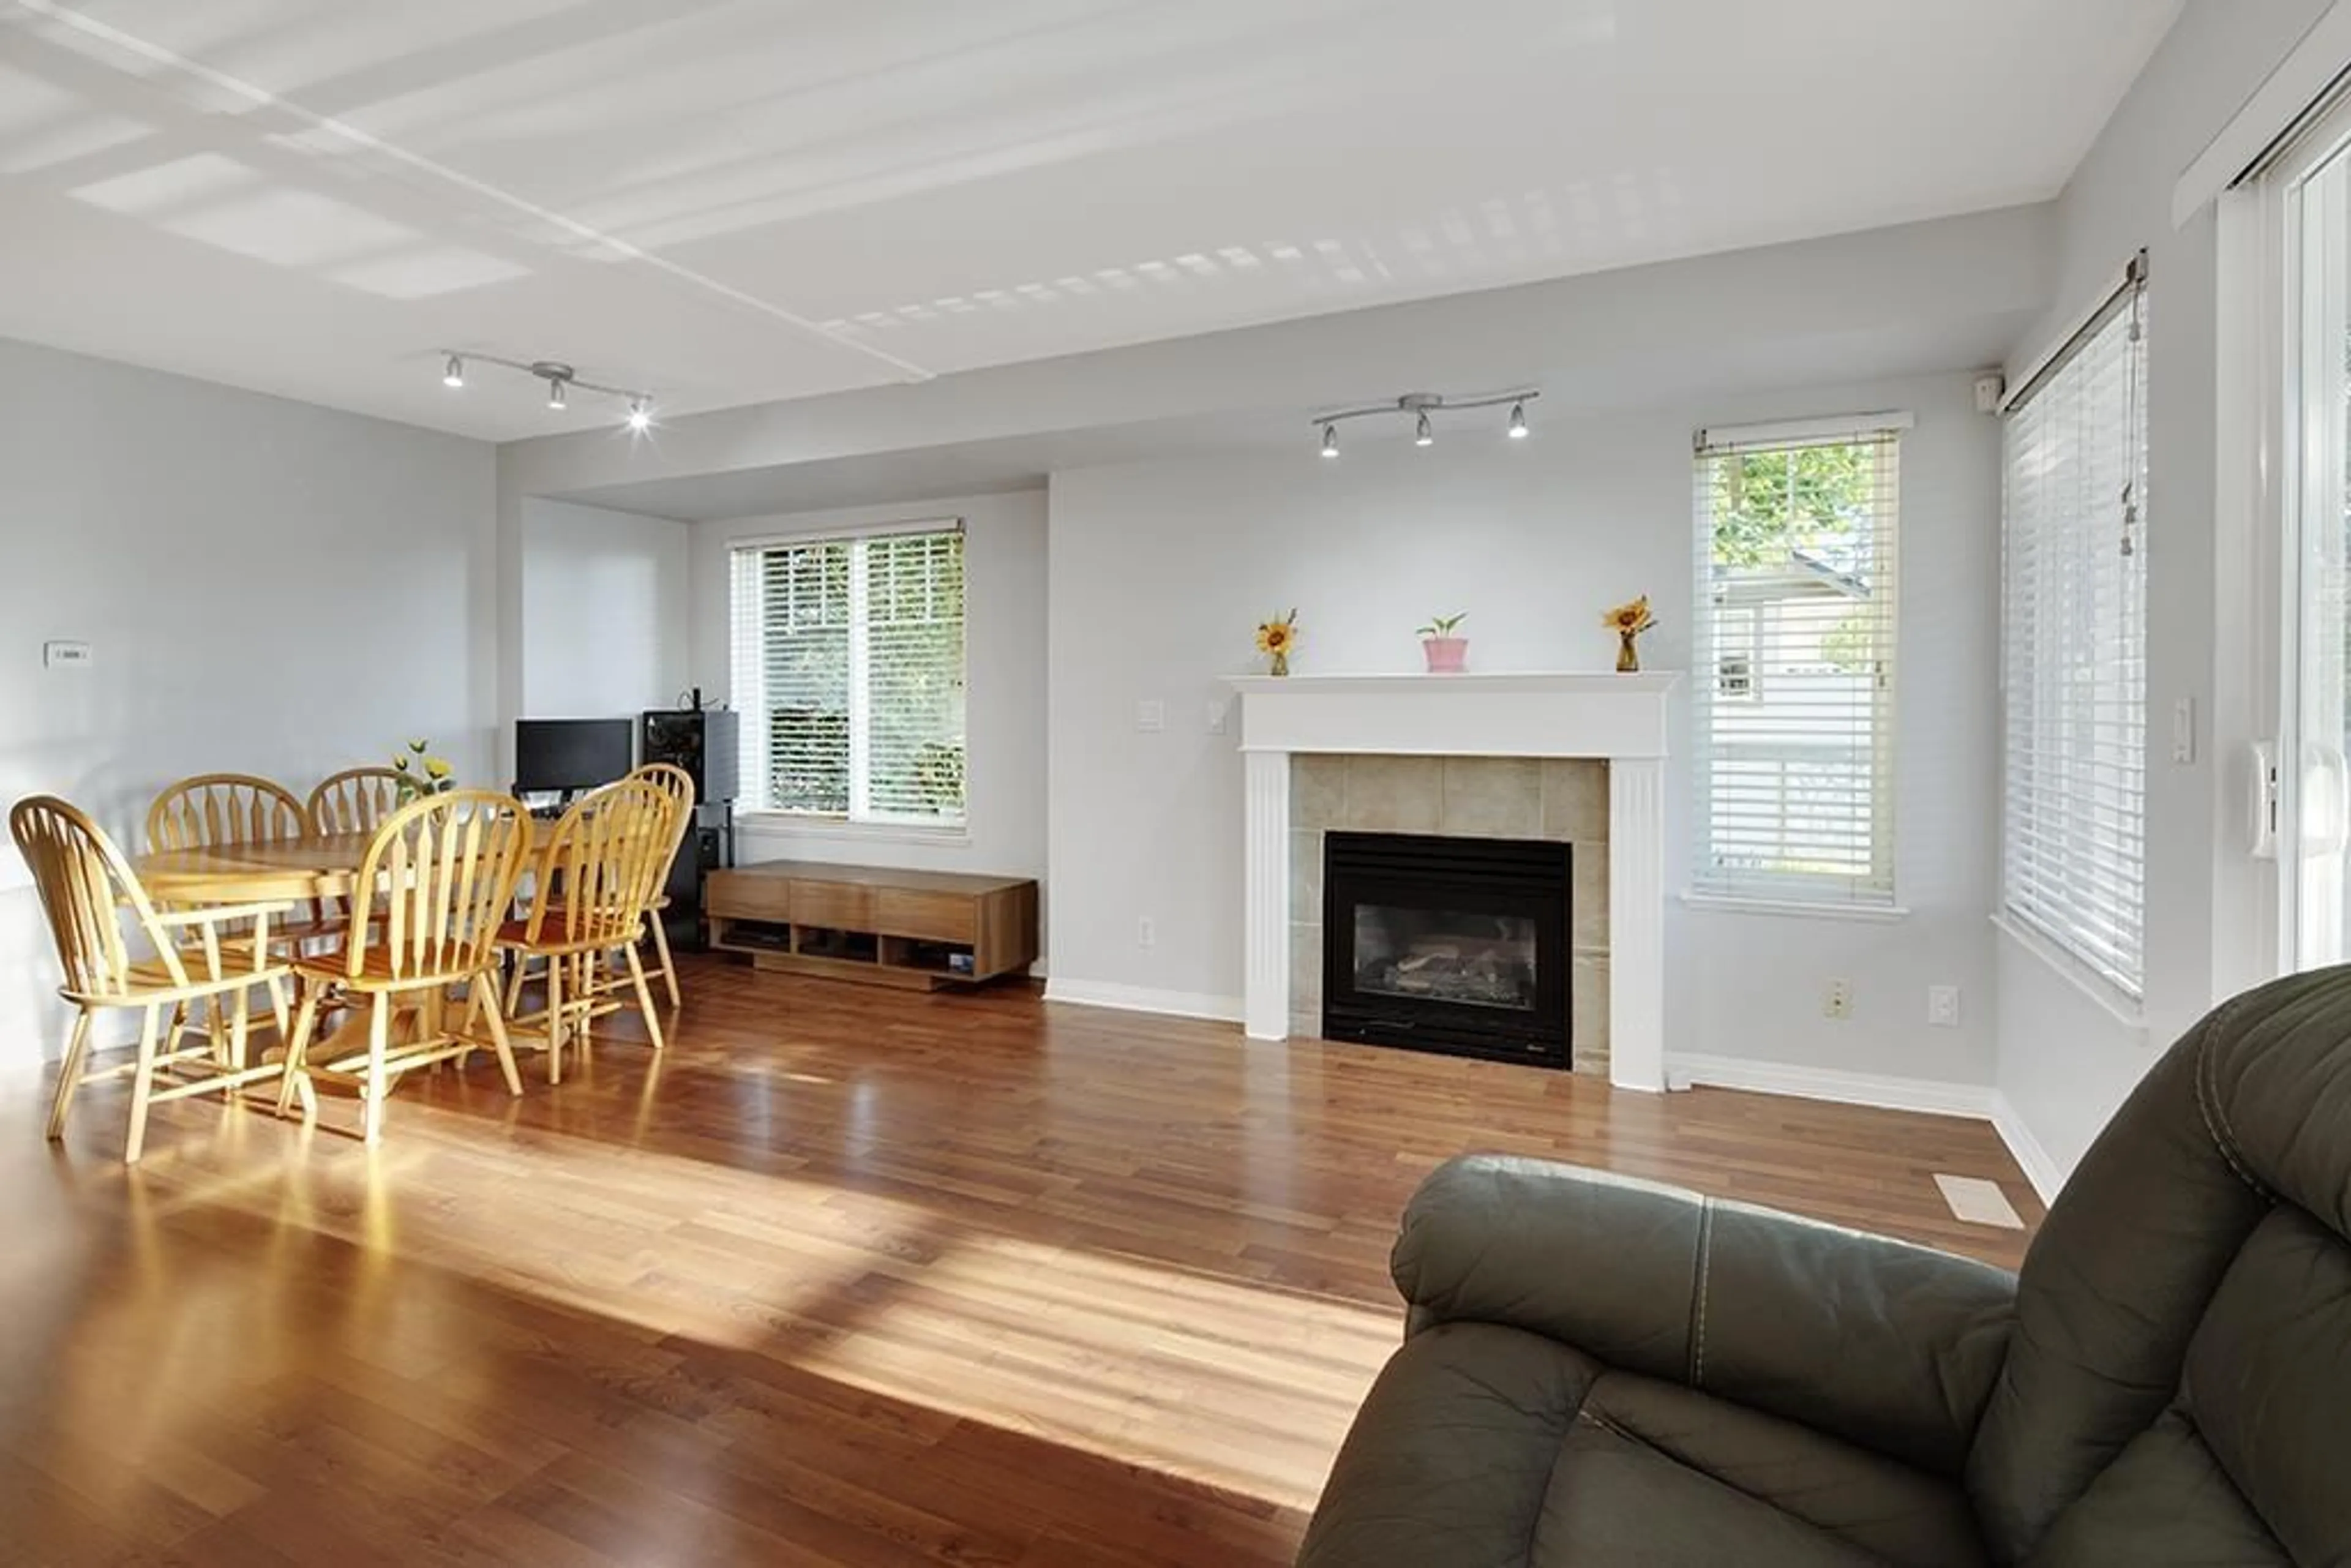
[81,1088,1397,1512]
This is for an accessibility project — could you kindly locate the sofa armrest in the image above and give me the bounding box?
[1393,1154,2019,1476]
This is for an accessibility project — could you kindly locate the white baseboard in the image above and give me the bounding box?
[1666,1052,1995,1119]
[1042,979,1244,1025]
[1988,1091,2066,1207]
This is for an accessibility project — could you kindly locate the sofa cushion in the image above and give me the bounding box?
[1967,967,2351,1561]
[2020,1411,2292,1565]
[1298,1321,1992,1567]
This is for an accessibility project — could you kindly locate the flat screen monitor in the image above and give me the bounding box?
[514,718,633,794]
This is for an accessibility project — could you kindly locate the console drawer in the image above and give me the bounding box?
[707,870,790,922]
[876,888,978,944]
[790,880,873,931]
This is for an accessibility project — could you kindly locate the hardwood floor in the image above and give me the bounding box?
[1,956,2042,1566]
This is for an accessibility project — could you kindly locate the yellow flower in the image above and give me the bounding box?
[423,756,452,781]
[1255,610,1299,656]
[1603,595,1655,635]
[392,755,410,771]
[408,738,430,753]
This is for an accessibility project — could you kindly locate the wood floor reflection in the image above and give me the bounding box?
[0,957,2040,1565]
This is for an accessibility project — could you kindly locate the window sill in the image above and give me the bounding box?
[736,812,972,850]
[1990,912,2149,1039]
[1680,891,1911,923]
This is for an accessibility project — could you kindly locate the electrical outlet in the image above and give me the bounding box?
[1927,984,1962,1028]
[1823,978,1854,1020]
[1136,916,1156,948]
[1134,699,1164,733]
[42,639,91,669]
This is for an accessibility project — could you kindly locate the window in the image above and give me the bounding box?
[729,524,967,827]
[1692,416,1904,907]
[2001,262,2148,998]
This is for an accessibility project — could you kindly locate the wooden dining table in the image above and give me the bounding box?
[132,833,557,906]
[133,832,384,906]
[130,831,560,1062]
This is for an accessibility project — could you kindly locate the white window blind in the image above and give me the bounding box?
[729,523,967,827]
[2001,266,2148,999]
[1692,417,1903,906]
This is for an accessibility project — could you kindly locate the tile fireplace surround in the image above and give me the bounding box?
[1226,672,1678,1092]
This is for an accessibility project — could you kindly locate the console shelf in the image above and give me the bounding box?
[705,861,1038,991]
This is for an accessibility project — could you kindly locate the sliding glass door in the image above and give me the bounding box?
[2275,98,2351,969]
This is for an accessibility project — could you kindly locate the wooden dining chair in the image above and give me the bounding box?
[630,762,697,1009]
[275,791,531,1146]
[306,767,407,836]
[147,773,308,852]
[497,778,677,1084]
[10,795,301,1164]
[304,766,408,953]
[146,771,338,942]
[143,771,332,1056]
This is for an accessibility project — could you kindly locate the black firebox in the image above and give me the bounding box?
[1321,831,1570,1068]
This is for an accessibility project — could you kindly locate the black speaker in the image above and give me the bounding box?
[656,818,732,953]
[640,708,740,804]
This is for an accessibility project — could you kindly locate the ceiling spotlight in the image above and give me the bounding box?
[445,353,651,427]
[1309,388,1535,453]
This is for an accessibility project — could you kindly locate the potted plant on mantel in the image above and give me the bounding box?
[1417,612,1469,673]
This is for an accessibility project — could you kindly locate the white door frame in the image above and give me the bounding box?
[2232,86,2351,978]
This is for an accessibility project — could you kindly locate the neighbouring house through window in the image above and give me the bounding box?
[1692,415,1906,908]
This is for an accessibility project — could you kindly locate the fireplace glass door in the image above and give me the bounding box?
[1322,831,1570,1067]
[1351,905,1540,1012]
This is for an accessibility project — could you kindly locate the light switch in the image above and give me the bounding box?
[42,640,91,669]
[1134,699,1164,733]
[1205,700,1230,735]
[2171,696,2195,765]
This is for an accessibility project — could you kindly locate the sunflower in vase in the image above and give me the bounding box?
[1603,596,1657,673]
[390,738,457,801]
[1256,610,1299,677]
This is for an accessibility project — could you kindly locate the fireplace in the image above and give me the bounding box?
[1321,830,1570,1068]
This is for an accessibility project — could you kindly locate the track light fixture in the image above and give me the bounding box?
[435,350,655,433]
[1308,388,1539,456]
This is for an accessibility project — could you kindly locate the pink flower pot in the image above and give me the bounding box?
[1422,636,1469,673]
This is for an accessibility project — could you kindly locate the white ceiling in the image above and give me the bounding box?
[0,0,2179,441]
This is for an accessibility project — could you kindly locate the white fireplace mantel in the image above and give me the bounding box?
[1224,670,1679,1092]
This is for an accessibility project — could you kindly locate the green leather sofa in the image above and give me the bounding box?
[1297,969,2351,1564]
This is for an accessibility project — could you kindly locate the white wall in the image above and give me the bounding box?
[686,489,1050,900]
[520,498,690,722]
[1047,371,2000,1081]
[1993,0,2334,1191]
[0,335,496,1068]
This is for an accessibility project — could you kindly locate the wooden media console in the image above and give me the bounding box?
[705,861,1039,990]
